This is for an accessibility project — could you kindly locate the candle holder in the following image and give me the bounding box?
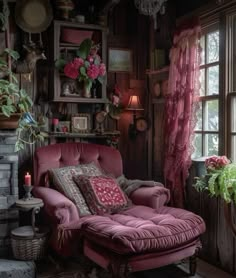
[23,185,33,200]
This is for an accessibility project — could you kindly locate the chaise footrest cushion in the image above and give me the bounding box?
[81,205,206,255]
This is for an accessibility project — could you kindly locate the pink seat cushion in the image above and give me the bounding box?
[81,205,206,254]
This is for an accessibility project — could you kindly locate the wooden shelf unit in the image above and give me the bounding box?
[49,20,108,103]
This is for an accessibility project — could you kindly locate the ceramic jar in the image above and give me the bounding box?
[56,0,74,20]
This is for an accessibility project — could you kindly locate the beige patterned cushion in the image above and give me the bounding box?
[48,162,103,216]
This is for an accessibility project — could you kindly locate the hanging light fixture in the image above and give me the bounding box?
[134,0,168,28]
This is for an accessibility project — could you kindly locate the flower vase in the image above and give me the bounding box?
[23,185,33,200]
[83,84,91,98]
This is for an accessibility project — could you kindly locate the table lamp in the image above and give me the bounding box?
[127,95,144,139]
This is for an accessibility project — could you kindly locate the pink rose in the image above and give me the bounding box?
[87,64,99,79]
[64,62,78,79]
[221,155,230,163]
[112,95,120,106]
[87,55,94,63]
[205,155,230,171]
[99,63,106,76]
[73,58,84,69]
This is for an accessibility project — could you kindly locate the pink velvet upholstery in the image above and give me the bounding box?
[81,205,205,254]
[34,142,122,187]
[33,142,205,276]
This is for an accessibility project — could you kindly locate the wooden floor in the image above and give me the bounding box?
[184,259,235,278]
[135,259,235,278]
[37,258,235,278]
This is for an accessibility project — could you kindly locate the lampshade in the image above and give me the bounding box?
[127,95,144,111]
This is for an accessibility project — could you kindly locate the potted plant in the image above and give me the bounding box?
[55,38,106,98]
[193,155,236,204]
[194,155,236,236]
[0,48,45,151]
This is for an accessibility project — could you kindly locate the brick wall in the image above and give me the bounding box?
[0,132,18,257]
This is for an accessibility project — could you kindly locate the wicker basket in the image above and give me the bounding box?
[11,226,49,261]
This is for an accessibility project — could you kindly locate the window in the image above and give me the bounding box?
[192,27,220,158]
[193,9,236,162]
[228,13,236,162]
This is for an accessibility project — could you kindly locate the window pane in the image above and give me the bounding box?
[200,36,205,65]
[205,100,219,131]
[231,97,236,132]
[195,102,202,130]
[207,31,219,63]
[231,136,236,162]
[200,69,205,96]
[207,66,219,95]
[206,134,219,156]
[192,134,202,158]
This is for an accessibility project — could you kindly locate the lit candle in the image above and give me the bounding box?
[52,118,59,126]
[24,172,31,186]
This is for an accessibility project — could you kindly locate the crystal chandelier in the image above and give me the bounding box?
[134,0,168,28]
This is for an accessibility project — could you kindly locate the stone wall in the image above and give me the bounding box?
[0,131,18,257]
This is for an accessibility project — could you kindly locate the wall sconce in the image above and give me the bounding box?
[127,95,144,139]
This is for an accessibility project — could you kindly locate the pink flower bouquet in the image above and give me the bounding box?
[205,155,230,172]
[55,39,106,92]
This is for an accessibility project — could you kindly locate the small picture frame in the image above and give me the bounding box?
[108,48,133,73]
[57,121,71,133]
[71,114,90,133]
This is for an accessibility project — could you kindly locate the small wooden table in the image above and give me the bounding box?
[15,198,44,231]
[11,198,48,260]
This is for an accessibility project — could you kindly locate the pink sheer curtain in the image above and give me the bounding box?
[163,20,201,208]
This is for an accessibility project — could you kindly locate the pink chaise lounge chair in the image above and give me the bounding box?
[33,142,205,277]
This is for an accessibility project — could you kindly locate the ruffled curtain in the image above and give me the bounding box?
[163,19,201,208]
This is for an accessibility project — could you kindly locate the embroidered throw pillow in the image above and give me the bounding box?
[73,175,131,215]
[48,162,103,216]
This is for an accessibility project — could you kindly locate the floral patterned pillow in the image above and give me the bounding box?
[73,175,132,215]
[48,162,103,216]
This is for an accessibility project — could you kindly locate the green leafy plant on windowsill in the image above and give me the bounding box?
[0,48,46,151]
[193,155,236,204]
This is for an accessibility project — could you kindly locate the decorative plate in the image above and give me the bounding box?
[15,0,53,33]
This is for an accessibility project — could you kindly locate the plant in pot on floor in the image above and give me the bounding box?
[194,155,236,236]
[0,48,46,151]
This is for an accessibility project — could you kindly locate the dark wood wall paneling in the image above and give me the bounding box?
[4,0,149,184]
[107,0,149,179]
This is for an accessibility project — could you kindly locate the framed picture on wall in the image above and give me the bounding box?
[108,48,133,72]
[58,121,71,133]
[71,114,91,133]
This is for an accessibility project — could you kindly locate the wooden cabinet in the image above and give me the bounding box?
[49,20,107,103]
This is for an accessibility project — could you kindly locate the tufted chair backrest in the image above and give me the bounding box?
[34,142,123,187]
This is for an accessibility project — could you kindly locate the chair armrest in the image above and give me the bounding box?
[129,186,170,209]
[33,186,79,224]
